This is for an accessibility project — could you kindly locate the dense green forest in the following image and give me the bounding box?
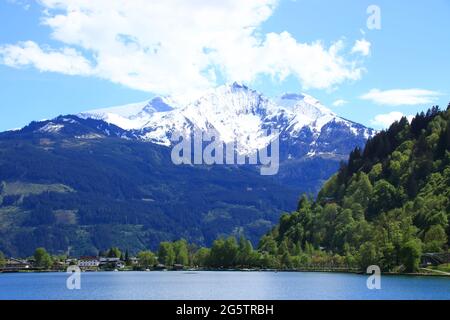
[258,105,450,272]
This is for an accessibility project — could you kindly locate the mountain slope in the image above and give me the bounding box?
[260,105,450,272]
[81,83,375,193]
[0,116,298,256]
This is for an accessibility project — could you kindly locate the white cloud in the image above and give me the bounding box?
[332,99,348,107]
[361,88,441,106]
[370,111,414,128]
[0,41,93,75]
[351,38,371,56]
[0,0,368,96]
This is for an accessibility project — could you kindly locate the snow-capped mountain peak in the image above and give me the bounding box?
[79,96,176,130]
[79,84,375,158]
[275,92,335,131]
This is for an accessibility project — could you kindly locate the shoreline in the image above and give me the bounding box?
[2,268,449,278]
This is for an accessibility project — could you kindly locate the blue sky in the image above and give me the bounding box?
[0,0,449,131]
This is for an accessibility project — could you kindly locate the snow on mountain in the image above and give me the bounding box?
[79,82,375,157]
[277,93,336,133]
[79,97,175,130]
[38,122,65,133]
[139,83,280,152]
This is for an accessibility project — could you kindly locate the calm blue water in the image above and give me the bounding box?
[0,271,449,300]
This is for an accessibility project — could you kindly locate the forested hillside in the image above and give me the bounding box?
[0,116,298,257]
[260,105,450,272]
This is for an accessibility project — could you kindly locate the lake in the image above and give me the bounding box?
[0,271,449,300]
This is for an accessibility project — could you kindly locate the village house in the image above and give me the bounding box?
[78,256,100,269]
[99,257,125,269]
[2,258,31,271]
[65,258,78,265]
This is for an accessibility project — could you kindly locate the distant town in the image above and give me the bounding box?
[0,247,185,272]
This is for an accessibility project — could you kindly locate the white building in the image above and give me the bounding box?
[99,257,125,269]
[78,256,100,268]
